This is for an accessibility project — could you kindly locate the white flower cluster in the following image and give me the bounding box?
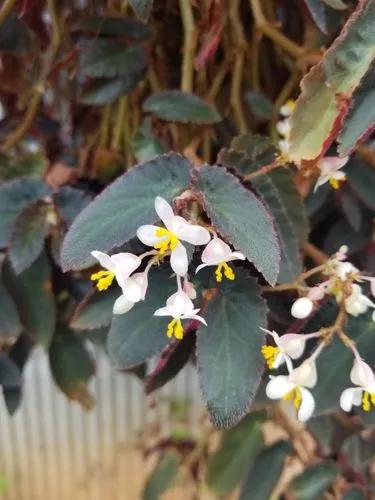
[262,328,375,421]
[291,246,375,322]
[276,99,295,156]
[90,196,245,339]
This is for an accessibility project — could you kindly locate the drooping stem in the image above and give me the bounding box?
[244,161,282,181]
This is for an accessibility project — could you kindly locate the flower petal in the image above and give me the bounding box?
[350,359,374,387]
[278,334,306,359]
[298,388,315,422]
[273,352,286,369]
[340,387,362,412]
[121,277,143,303]
[137,225,164,246]
[229,251,246,261]
[166,290,193,316]
[291,297,314,319]
[170,242,188,276]
[111,253,141,286]
[266,376,295,400]
[201,238,232,265]
[291,360,317,388]
[153,307,170,317]
[91,250,114,271]
[195,263,209,274]
[155,196,175,227]
[189,314,207,326]
[113,295,135,315]
[177,224,210,245]
[319,156,348,174]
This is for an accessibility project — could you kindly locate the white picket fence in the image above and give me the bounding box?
[0,346,203,500]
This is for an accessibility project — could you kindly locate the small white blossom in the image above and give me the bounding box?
[113,268,150,315]
[195,237,245,282]
[314,156,348,192]
[266,359,317,422]
[280,99,295,117]
[183,277,197,300]
[90,250,142,313]
[340,359,375,412]
[261,328,310,369]
[345,284,375,319]
[291,297,314,319]
[154,289,207,340]
[137,197,210,277]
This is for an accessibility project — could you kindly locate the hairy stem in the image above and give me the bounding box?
[179,0,196,92]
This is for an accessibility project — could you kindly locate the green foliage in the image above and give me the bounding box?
[107,268,177,369]
[3,253,55,347]
[239,441,292,500]
[0,178,50,247]
[245,90,274,121]
[197,276,266,427]
[143,91,222,124]
[129,0,154,23]
[194,165,280,285]
[0,279,21,339]
[71,288,119,330]
[142,452,179,500]
[346,157,375,211]
[61,153,191,270]
[49,329,95,409]
[287,461,340,499]
[206,411,265,495]
[290,0,375,161]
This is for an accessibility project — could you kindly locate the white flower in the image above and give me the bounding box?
[340,359,375,412]
[261,328,308,369]
[359,275,375,299]
[113,269,150,315]
[195,237,245,282]
[314,156,348,192]
[345,284,375,318]
[137,196,210,276]
[154,290,207,340]
[278,139,290,155]
[307,281,331,301]
[291,297,314,319]
[183,277,197,300]
[91,250,142,313]
[333,261,359,281]
[266,359,317,422]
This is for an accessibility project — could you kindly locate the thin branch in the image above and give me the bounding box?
[179,0,196,92]
[302,242,329,265]
[244,161,282,181]
[250,0,304,59]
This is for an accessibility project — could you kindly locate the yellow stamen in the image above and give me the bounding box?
[154,227,179,255]
[283,387,302,409]
[329,175,346,190]
[362,391,375,412]
[215,262,235,282]
[166,318,184,340]
[285,99,296,114]
[261,345,280,369]
[90,270,115,291]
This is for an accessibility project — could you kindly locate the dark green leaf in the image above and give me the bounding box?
[54,186,92,226]
[71,288,119,330]
[80,73,144,105]
[206,411,265,495]
[107,268,177,369]
[193,165,280,284]
[303,0,331,33]
[132,118,165,163]
[49,330,95,409]
[240,441,292,500]
[143,91,221,124]
[0,353,21,388]
[197,275,267,427]
[288,461,339,500]
[129,0,154,23]
[0,279,21,339]
[80,40,148,78]
[61,153,191,271]
[346,157,375,211]
[341,434,375,469]
[0,177,50,247]
[3,253,56,347]
[145,333,195,394]
[80,15,151,39]
[245,91,273,120]
[142,451,179,500]
[9,202,49,274]
[343,488,365,500]
[314,315,374,415]
[338,67,375,155]
[251,173,302,282]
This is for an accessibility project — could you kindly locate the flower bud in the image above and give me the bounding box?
[291,297,314,319]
